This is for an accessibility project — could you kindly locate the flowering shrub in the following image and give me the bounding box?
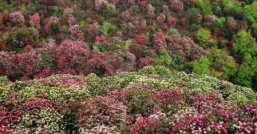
[9,11,25,25]
[68,25,80,37]
[95,35,107,43]
[6,27,38,51]
[130,113,169,133]
[166,15,176,26]
[153,31,167,48]
[67,16,75,26]
[147,4,155,16]
[51,39,91,75]
[138,57,153,68]
[29,13,40,27]
[204,15,215,25]
[4,51,40,80]
[167,35,205,70]
[157,13,166,23]
[44,16,60,34]
[77,96,127,130]
[95,0,108,10]
[84,22,100,41]
[227,17,237,29]
[170,0,184,12]
[135,33,147,45]
[16,108,64,134]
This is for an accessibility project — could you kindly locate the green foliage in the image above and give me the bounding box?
[17,86,39,100]
[188,75,221,92]
[155,66,171,78]
[7,27,37,51]
[214,17,226,27]
[11,81,29,91]
[207,49,238,79]
[170,51,188,71]
[232,30,257,88]
[101,21,112,36]
[194,0,213,15]
[196,28,216,48]
[193,56,211,75]
[221,56,237,79]
[103,4,117,17]
[233,30,257,58]
[228,92,256,104]
[154,49,172,67]
[123,88,154,115]
[234,64,255,87]
[53,6,63,17]
[139,66,156,75]
[154,49,187,71]
[0,86,10,103]
[166,28,180,36]
[244,1,257,24]
[0,76,8,83]
[50,23,60,34]
[40,52,55,68]
[86,73,106,96]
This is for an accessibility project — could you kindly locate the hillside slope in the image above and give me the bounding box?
[0,0,257,90]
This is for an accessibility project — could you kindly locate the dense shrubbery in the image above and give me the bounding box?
[0,0,257,133]
[0,66,256,133]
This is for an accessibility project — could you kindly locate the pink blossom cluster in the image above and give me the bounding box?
[153,31,167,48]
[95,35,107,43]
[44,16,60,33]
[68,25,81,37]
[166,16,176,26]
[167,35,205,60]
[147,4,155,16]
[121,10,131,21]
[204,15,215,24]
[29,13,40,27]
[129,90,257,134]
[157,13,166,23]
[9,11,25,25]
[170,0,184,12]
[227,17,237,28]
[67,16,75,26]
[135,33,147,45]
[51,39,91,74]
[77,96,127,130]
[162,5,169,12]
[84,22,100,39]
[137,57,153,68]
[31,74,87,87]
[4,51,40,80]
[95,0,108,10]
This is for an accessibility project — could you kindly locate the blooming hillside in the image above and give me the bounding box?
[0,0,257,133]
[0,66,257,133]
